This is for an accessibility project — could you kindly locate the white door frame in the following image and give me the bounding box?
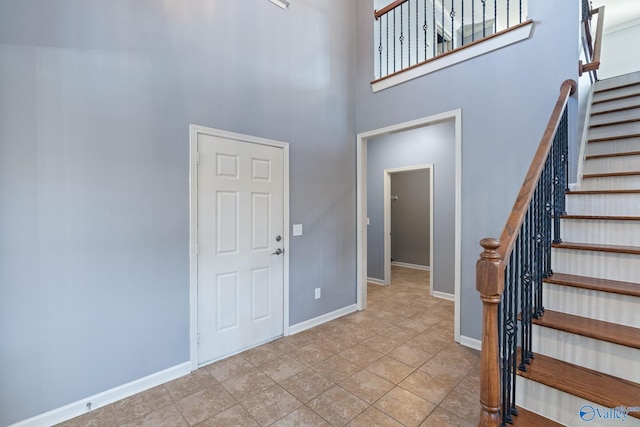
[383,165,434,293]
[189,124,290,370]
[356,109,462,342]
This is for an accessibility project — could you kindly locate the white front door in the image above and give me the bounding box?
[195,131,285,366]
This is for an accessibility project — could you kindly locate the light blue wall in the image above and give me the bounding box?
[0,1,357,424]
[366,121,455,297]
[356,0,580,341]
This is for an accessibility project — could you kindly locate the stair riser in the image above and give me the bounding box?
[561,219,640,246]
[552,248,640,282]
[566,194,640,216]
[589,108,640,127]
[594,72,640,91]
[585,138,640,156]
[532,325,640,383]
[592,86,640,104]
[581,175,640,190]
[591,95,640,114]
[517,376,640,427]
[588,122,640,141]
[582,154,640,174]
[543,283,640,328]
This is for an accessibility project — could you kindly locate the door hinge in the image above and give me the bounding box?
[197,333,200,347]
[196,242,200,256]
[196,152,200,165]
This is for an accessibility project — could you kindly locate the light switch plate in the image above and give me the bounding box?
[293,224,303,236]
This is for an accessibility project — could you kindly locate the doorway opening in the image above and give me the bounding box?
[356,109,462,342]
[384,165,434,294]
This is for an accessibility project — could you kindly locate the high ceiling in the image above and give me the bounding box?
[591,0,640,30]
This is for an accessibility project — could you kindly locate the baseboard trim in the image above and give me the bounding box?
[11,362,191,427]
[391,261,431,271]
[367,277,386,286]
[288,304,358,335]
[432,290,455,301]
[459,335,482,351]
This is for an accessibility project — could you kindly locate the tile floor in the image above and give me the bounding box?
[58,267,480,426]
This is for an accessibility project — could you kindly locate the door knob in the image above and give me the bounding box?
[272,248,284,255]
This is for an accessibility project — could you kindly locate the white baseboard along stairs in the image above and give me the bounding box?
[514,71,640,426]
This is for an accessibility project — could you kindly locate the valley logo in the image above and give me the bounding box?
[579,405,639,422]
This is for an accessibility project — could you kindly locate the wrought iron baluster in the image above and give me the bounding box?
[416,0,419,64]
[378,17,383,78]
[451,0,455,50]
[442,0,445,53]
[507,0,510,28]
[472,0,475,42]
[461,0,464,46]
[433,0,436,57]
[519,0,523,23]
[494,0,497,33]
[393,9,397,72]
[424,0,428,61]
[400,6,404,69]
[482,0,486,37]
[386,13,390,76]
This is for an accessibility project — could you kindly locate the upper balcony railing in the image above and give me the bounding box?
[580,0,605,80]
[374,0,528,80]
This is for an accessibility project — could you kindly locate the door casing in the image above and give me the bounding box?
[189,124,290,370]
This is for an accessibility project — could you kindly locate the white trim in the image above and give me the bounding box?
[604,17,640,35]
[432,290,455,301]
[189,125,290,368]
[391,261,431,271]
[288,304,358,335]
[367,276,386,286]
[575,83,596,191]
[356,109,462,343]
[10,362,191,427]
[384,164,434,292]
[459,335,482,352]
[372,21,533,93]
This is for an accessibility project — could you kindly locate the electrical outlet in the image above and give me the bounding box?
[315,288,321,299]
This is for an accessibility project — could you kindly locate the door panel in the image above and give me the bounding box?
[197,134,284,365]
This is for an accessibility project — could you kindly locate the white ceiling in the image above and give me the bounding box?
[592,0,640,30]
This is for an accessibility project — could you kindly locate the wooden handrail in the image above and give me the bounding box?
[580,6,605,77]
[374,0,409,20]
[477,79,576,426]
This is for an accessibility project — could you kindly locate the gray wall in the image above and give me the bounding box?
[366,122,455,297]
[0,1,357,424]
[356,0,580,341]
[599,23,640,79]
[391,170,431,267]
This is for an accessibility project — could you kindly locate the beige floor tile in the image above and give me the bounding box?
[243,343,285,368]
[270,405,332,427]
[220,368,276,401]
[377,324,419,343]
[270,334,314,353]
[399,370,458,405]
[311,355,361,383]
[290,343,335,367]
[112,385,173,424]
[164,368,219,401]
[346,407,404,427]
[404,332,449,355]
[387,344,434,368]
[259,354,307,383]
[194,404,260,427]
[361,333,402,354]
[55,405,117,427]
[338,343,384,367]
[438,375,480,424]
[307,386,368,426]
[315,335,355,353]
[207,354,255,382]
[365,356,415,384]
[374,387,436,427]
[119,404,188,427]
[420,406,475,427]
[241,385,302,426]
[340,370,394,404]
[175,384,236,426]
[279,369,335,403]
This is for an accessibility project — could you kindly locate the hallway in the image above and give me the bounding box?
[59,267,479,426]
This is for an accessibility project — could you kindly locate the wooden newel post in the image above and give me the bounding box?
[477,238,504,427]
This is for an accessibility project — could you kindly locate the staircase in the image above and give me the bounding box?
[513,72,640,426]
